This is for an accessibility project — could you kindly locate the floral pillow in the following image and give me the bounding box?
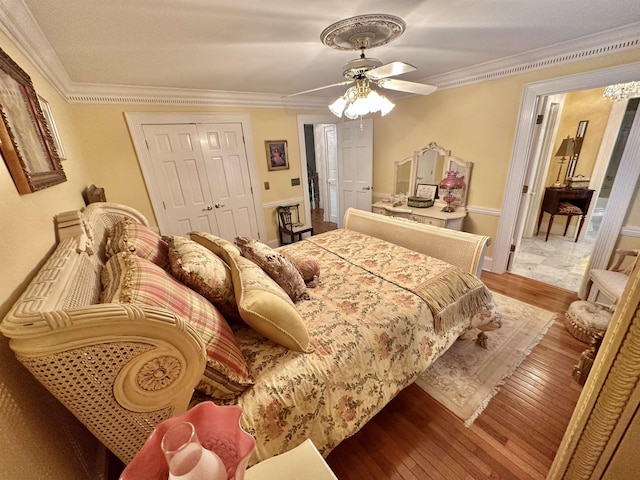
[235,236,309,302]
[101,251,253,399]
[164,235,240,322]
[190,232,311,352]
[106,218,169,269]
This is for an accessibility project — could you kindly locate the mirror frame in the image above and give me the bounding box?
[393,155,414,196]
[0,47,65,194]
[441,154,473,209]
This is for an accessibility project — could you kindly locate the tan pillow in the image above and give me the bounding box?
[163,235,240,322]
[190,232,311,352]
[235,236,309,302]
[101,251,253,399]
[106,218,169,269]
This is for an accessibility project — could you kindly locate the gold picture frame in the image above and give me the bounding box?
[265,140,289,171]
[0,47,65,194]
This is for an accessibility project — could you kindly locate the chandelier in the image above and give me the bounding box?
[603,81,640,101]
[328,79,395,119]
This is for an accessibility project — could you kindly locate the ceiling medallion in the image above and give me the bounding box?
[320,14,406,51]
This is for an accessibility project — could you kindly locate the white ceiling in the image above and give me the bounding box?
[11,0,640,102]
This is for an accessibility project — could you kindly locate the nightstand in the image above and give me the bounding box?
[244,439,338,480]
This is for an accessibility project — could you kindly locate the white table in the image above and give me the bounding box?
[244,439,338,480]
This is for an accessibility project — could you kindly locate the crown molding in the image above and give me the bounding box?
[0,0,73,97]
[423,23,640,90]
[2,1,639,108]
[65,82,330,109]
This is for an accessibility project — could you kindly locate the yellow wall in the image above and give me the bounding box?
[373,50,640,257]
[68,104,314,241]
[0,32,105,479]
[2,26,640,478]
[545,87,613,187]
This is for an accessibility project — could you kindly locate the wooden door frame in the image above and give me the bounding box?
[125,112,266,240]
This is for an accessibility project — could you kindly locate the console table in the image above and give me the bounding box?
[536,187,595,242]
[372,201,466,230]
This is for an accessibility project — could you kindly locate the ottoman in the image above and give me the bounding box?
[565,300,612,344]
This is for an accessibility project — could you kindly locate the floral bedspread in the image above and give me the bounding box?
[215,229,499,464]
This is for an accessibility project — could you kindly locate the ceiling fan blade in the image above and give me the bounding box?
[366,61,416,80]
[377,78,438,96]
[283,80,354,98]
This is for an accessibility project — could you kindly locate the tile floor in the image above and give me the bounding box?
[510,229,597,292]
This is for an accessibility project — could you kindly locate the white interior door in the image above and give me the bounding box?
[142,123,217,236]
[197,123,259,239]
[142,122,259,240]
[337,119,373,227]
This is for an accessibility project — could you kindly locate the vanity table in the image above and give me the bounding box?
[377,142,472,231]
[372,201,466,230]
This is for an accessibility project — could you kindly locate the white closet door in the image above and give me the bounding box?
[142,122,258,240]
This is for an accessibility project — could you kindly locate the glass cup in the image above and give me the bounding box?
[161,421,227,480]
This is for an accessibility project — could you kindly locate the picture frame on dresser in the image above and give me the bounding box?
[0,47,65,194]
[416,183,438,200]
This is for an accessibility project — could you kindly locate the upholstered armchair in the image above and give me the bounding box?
[587,249,638,307]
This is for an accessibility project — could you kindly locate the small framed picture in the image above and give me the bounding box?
[265,140,289,171]
[416,183,438,200]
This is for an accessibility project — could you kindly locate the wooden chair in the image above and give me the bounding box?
[277,204,313,245]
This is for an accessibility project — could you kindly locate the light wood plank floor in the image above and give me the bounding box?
[326,271,585,480]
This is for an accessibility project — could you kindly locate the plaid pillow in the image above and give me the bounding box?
[101,251,253,399]
[106,218,169,269]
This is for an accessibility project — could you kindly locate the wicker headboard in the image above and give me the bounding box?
[343,207,490,277]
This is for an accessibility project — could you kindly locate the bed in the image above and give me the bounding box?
[0,202,500,466]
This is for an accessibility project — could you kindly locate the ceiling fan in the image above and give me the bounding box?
[286,14,437,106]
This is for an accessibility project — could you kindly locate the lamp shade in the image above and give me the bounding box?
[439,171,465,190]
[555,136,575,158]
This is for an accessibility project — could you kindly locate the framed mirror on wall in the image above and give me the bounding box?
[0,47,65,194]
[566,120,589,179]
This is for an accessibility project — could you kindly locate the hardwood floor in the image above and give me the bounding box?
[311,208,337,235]
[326,271,586,480]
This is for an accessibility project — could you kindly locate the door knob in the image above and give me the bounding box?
[202,205,213,211]
[215,203,226,208]
[362,186,372,191]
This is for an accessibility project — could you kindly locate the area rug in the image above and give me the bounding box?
[414,292,557,426]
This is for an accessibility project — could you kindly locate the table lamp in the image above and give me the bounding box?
[553,136,575,187]
[439,171,465,212]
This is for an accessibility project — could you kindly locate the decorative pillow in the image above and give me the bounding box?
[101,251,253,399]
[190,232,311,352]
[279,249,321,285]
[235,237,309,302]
[163,235,240,322]
[106,218,169,269]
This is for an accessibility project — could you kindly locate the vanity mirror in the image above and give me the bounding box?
[393,142,472,209]
[439,152,473,209]
[393,155,413,197]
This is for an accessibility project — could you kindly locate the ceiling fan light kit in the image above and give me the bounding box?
[329,79,395,119]
[288,14,437,118]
